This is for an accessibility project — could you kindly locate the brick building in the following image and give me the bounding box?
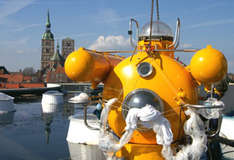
[0,67,44,89]
[46,43,71,83]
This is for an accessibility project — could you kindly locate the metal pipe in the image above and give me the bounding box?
[169,18,181,49]
[207,116,223,137]
[84,48,199,54]
[183,103,224,109]
[153,48,199,52]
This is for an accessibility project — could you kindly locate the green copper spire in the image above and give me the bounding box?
[46,10,51,28]
[42,9,54,40]
[51,41,61,61]
[51,40,65,66]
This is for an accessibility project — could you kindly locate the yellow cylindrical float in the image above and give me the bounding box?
[65,47,122,88]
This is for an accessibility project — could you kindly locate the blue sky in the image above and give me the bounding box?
[0,0,234,72]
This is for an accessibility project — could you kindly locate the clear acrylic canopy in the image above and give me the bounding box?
[139,21,173,38]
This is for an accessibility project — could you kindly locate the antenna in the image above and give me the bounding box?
[149,0,154,54]
[156,0,160,21]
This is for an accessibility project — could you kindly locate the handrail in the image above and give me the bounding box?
[83,101,100,130]
[84,48,199,54]
[128,18,139,48]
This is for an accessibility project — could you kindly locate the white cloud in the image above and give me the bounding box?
[95,8,144,25]
[16,50,24,54]
[12,23,41,32]
[96,9,121,24]
[0,45,40,71]
[186,19,234,29]
[57,33,98,40]
[180,43,193,48]
[0,37,41,70]
[89,35,132,51]
[73,33,98,38]
[196,2,226,12]
[1,37,30,46]
[0,0,34,21]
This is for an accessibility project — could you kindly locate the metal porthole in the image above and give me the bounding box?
[137,62,153,78]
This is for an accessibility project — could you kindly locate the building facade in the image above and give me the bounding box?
[62,38,75,60]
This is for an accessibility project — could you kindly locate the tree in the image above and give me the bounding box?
[22,67,36,76]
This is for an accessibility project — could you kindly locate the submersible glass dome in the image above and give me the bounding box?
[122,89,163,118]
[139,21,173,41]
[122,89,164,130]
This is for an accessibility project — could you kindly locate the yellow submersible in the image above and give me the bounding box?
[64,0,227,159]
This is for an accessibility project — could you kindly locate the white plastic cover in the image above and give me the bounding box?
[198,98,224,119]
[152,116,173,146]
[124,108,139,130]
[66,114,100,145]
[0,92,14,101]
[162,108,207,160]
[0,92,15,112]
[99,98,217,160]
[41,90,64,105]
[125,104,173,145]
[99,98,134,159]
[99,102,173,159]
[41,104,58,113]
[68,92,89,104]
[99,98,120,158]
[220,116,234,140]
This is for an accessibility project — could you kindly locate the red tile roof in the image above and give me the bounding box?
[0,72,45,89]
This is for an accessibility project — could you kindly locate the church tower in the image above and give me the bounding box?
[62,37,75,60]
[41,10,54,71]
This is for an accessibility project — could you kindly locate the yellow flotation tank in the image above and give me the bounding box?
[189,45,227,84]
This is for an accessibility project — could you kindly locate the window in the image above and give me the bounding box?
[46,48,50,53]
[46,41,50,46]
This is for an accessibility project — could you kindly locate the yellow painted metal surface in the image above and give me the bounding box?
[189,45,227,84]
[116,143,164,160]
[137,40,174,58]
[103,51,198,146]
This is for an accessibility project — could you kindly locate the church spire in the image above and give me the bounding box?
[46,10,51,29]
[51,40,65,67]
[42,9,54,40]
[51,41,62,60]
